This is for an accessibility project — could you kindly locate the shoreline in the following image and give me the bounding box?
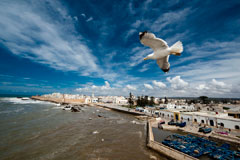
[31,96,240,159]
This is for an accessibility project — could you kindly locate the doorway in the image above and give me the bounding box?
[210,120,214,126]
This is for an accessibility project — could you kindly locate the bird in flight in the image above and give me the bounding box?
[139,31,183,73]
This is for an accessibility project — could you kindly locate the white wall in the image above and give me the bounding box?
[217,118,240,130]
[159,110,174,119]
[180,114,193,122]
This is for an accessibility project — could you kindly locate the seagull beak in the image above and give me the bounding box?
[144,58,147,60]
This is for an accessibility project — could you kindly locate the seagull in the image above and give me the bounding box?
[139,31,183,73]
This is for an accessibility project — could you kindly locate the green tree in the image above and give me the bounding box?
[137,96,141,106]
[128,92,134,107]
[199,96,208,104]
[144,95,149,106]
[149,96,155,106]
[164,97,168,104]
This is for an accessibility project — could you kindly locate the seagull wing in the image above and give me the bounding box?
[157,55,170,72]
[140,32,168,51]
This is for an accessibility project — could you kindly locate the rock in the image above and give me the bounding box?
[150,155,157,160]
[89,118,92,120]
[71,106,81,112]
[98,114,103,117]
[101,139,104,142]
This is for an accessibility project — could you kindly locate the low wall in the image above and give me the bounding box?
[97,104,145,115]
[31,96,85,104]
[147,120,198,160]
[210,132,240,146]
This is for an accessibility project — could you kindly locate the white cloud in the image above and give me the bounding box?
[124,29,137,40]
[196,84,209,90]
[129,47,152,67]
[0,1,101,77]
[86,17,93,22]
[150,8,191,33]
[167,76,188,90]
[138,62,153,72]
[195,79,232,96]
[76,82,138,96]
[144,83,153,89]
[81,13,86,18]
[73,16,78,21]
[153,80,166,88]
[211,79,226,88]
[126,85,137,91]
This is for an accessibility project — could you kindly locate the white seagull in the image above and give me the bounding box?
[139,31,183,73]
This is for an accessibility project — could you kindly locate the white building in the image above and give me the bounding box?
[158,109,240,130]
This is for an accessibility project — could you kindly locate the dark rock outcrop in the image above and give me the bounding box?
[71,106,81,112]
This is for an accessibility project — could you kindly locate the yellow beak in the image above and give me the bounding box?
[144,58,147,60]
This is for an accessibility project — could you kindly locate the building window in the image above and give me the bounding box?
[181,117,183,120]
[162,114,164,117]
[201,120,204,123]
[171,115,173,118]
[168,114,169,117]
[220,123,224,127]
[235,125,240,130]
[194,119,197,122]
[210,120,214,126]
[188,118,190,121]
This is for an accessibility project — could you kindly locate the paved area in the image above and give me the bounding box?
[97,103,145,115]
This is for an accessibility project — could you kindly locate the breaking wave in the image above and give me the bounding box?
[0,97,59,105]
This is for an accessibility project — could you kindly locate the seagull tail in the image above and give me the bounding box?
[170,41,183,56]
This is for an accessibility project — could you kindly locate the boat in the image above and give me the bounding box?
[161,134,240,159]
[176,122,186,127]
[168,119,176,125]
[198,127,212,134]
[158,120,165,124]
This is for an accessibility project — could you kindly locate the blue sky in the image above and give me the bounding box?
[0,0,240,97]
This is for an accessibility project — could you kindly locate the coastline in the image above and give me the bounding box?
[31,96,240,159]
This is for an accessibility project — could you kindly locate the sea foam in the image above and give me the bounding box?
[0,97,59,105]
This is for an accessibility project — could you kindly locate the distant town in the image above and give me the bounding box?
[33,92,240,130]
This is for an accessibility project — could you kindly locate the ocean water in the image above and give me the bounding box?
[0,97,165,160]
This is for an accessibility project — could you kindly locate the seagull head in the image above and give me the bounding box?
[143,53,155,61]
[139,31,148,40]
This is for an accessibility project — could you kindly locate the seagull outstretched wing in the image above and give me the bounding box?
[157,55,170,72]
[140,32,169,51]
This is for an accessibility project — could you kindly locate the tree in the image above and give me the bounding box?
[128,92,134,107]
[149,96,155,106]
[144,95,149,106]
[164,97,168,104]
[199,96,208,104]
[140,96,144,107]
[137,96,141,106]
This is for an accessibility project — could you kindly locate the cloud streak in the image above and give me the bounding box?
[0,0,100,77]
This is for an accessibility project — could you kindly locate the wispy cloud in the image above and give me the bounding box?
[86,17,93,22]
[144,83,153,89]
[149,8,191,34]
[0,0,100,77]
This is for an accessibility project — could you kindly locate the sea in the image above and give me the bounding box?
[0,97,165,160]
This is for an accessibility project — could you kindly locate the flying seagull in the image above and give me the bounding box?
[139,31,183,73]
